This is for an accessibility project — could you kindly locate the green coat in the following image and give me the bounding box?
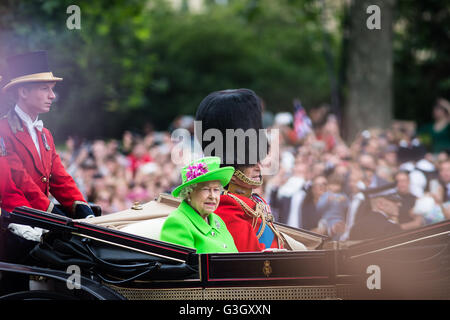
[160,200,238,253]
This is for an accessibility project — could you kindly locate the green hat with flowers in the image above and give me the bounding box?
[172,156,235,198]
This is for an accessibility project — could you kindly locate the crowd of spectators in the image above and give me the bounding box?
[59,127,181,214]
[56,99,450,241]
[263,98,450,239]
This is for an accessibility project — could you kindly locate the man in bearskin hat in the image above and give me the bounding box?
[0,51,95,218]
[195,89,284,252]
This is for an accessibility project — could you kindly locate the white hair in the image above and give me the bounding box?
[178,183,198,201]
[178,181,224,202]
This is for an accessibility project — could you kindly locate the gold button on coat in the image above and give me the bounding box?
[41,176,48,183]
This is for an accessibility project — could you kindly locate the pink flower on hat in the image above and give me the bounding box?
[185,162,208,181]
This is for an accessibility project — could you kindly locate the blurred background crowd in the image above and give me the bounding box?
[55,97,450,240]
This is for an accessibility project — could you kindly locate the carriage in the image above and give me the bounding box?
[0,193,449,300]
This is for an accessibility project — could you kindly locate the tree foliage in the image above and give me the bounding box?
[0,0,337,142]
[0,0,447,143]
[393,0,450,124]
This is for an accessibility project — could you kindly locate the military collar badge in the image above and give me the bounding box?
[42,133,51,151]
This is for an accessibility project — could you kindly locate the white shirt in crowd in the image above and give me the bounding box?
[340,192,365,241]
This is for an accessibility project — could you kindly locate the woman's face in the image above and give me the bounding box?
[189,180,222,217]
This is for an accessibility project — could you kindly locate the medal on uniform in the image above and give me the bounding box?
[255,201,265,217]
[0,137,7,156]
[42,133,51,151]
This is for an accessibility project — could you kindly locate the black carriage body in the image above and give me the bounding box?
[1,206,449,300]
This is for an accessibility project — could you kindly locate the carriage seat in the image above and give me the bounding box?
[120,217,167,240]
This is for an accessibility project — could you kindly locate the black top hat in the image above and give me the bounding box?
[2,51,62,92]
[195,88,269,167]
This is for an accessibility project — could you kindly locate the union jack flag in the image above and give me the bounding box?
[293,99,312,139]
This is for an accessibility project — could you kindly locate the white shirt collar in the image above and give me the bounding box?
[15,105,44,132]
[14,105,44,158]
[15,105,38,125]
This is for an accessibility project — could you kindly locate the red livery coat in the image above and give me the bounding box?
[215,193,283,252]
[0,109,87,215]
[0,157,31,213]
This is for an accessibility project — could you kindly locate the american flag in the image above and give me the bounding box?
[293,99,312,139]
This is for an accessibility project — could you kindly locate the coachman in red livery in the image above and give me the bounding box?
[0,51,95,218]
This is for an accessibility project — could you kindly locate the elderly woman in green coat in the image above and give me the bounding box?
[160,157,238,253]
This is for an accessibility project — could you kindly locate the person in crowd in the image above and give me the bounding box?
[269,162,308,227]
[417,98,450,154]
[0,51,95,218]
[126,139,153,179]
[381,144,399,169]
[349,184,403,240]
[119,130,135,156]
[110,179,133,212]
[195,89,285,252]
[437,159,450,203]
[306,175,349,239]
[413,159,450,223]
[160,156,238,253]
[395,171,423,230]
[340,169,365,240]
[300,176,325,231]
[411,184,448,225]
[358,153,390,188]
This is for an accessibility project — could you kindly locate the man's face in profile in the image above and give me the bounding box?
[18,81,56,117]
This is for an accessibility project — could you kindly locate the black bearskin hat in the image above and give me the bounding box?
[195,88,269,168]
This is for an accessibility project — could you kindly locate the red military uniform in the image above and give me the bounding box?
[0,109,88,216]
[215,192,284,252]
[0,157,31,213]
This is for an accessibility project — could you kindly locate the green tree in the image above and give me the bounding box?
[0,0,340,142]
[393,0,450,124]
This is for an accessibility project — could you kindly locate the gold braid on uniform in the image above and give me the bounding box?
[233,170,263,187]
[224,190,284,248]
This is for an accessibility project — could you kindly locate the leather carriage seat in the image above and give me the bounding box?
[120,217,167,240]
[81,194,181,241]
